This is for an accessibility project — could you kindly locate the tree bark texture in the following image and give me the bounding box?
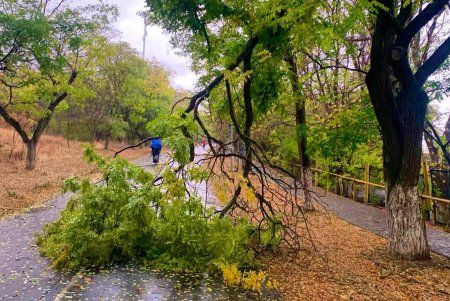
[386,184,429,258]
[363,0,450,259]
[26,140,37,170]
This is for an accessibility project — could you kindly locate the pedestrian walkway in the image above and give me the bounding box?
[1,153,449,300]
[316,187,450,258]
[0,152,253,300]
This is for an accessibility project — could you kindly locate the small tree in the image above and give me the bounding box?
[0,0,117,169]
[81,43,174,147]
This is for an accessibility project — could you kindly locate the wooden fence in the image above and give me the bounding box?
[308,161,450,224]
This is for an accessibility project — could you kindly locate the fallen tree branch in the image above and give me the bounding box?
[183,36,259,115]
[114,136,159,158]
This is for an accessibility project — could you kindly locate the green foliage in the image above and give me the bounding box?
[251,53,285,118]
[147,114,197,165]
[145,0,237,55]
[143,0,385,189]
[258,217,282,248]
[50,42,175,144]
[146,0,232,37]
[36,146,253,271]
[0,0,117,117]
[308,96,382,172]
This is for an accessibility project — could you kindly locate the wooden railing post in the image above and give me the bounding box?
[310,162,450,212]
[352,180,357,201]
[422,159,435,224]
[364,163,370,203]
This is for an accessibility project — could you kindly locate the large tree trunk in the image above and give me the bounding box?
[383,88,429,260]
[365,0,432,259]
[25,140,37,170]
[367,73,430,259]
[386,184,429,259]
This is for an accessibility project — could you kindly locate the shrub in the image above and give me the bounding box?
[36,146,254,271]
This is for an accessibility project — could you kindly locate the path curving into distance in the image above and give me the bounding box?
[0,148,278,300]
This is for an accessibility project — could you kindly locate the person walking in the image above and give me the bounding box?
[150,138,162,164]
[201,139,207,149]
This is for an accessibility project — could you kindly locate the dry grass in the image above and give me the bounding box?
[0,126,150,218]
[208,160,450,301]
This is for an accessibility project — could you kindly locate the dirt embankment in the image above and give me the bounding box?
[0,126,150,218]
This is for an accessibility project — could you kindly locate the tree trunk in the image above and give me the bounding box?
[301,166,314,211]
[25,140,37,170]
[379,90,431,259]
[104,136,110,150]
[66,119,70,148]
[365,0,432,259]
[368,84,431,259]
[386,184,429,259]
[296,100,313,211]
[285,53,314,210]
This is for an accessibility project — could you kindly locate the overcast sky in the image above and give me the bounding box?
[78,0,197,90]
[74,0,450,124]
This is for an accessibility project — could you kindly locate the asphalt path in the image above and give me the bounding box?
[0,148,274,300]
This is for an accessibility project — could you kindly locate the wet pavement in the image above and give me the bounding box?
[0,149,274,300]
[61,265,252,301]
[0,194,74,300]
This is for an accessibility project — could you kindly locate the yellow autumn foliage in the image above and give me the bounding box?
[219,263,242,286]
[215,184,229,205]
[241,183,257,204]
[242,270,267,291]
[218,263,277,293]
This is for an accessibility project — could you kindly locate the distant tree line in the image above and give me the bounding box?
[0,0,175,169]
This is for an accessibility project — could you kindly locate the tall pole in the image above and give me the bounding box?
[142,15,148,59]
